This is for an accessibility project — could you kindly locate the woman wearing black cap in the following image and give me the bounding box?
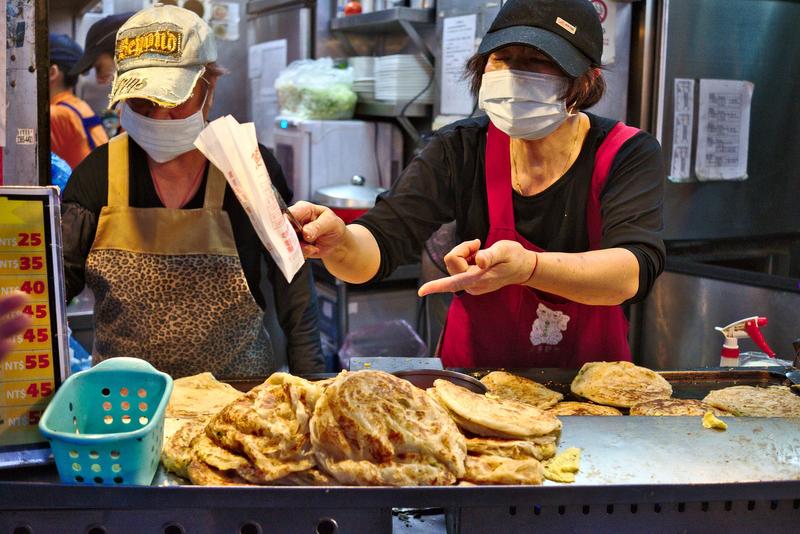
[290,0,665,369]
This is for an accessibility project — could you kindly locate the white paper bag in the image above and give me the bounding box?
[195,116,304,282]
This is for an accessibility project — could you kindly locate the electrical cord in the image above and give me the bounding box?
[373,118,384,187]
[399,64,435,121]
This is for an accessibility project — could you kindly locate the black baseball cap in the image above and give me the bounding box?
[69,12,134,76]
[477,0,603,78]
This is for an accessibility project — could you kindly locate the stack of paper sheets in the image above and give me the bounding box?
[195,116,304,283]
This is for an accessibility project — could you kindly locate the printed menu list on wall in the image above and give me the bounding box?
[0,187,69,467]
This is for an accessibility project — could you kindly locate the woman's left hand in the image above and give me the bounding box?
[418,240,536,297]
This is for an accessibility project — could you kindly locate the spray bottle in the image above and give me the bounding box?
[715,316,776,366]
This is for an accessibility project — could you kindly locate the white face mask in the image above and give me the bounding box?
[119,96,207,163]
[479,70,570,140]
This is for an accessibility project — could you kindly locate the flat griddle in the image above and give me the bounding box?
[1,367,798,533]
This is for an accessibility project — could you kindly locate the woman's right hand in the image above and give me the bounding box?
[288,201,347,259]
[0,292,31,361]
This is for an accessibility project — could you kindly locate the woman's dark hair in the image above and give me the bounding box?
[204,62,228,81]
[465,51,606,111]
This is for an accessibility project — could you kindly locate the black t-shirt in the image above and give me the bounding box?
[61,139,324,374]
[356,113,666,303]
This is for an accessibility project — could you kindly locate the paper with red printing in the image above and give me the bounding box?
[195,116,303,282]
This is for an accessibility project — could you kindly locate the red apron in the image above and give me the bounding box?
[439,121,640,368]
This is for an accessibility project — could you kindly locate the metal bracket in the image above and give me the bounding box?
[331,31,359,57]
[397,19,434,68]
[396,116,421,147]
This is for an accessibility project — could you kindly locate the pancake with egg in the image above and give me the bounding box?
[702,385,800,417]
[570,361,672,408]
[480,371,563,410]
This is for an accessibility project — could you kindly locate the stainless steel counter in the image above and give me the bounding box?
[555,416,800,486]
[2,367,799,533]
[2,416,798,533]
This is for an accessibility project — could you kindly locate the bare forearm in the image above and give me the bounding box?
[525,248,639,305]
[321,224,382,284]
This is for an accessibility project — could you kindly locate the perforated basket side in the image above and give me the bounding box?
[39,357,173,485]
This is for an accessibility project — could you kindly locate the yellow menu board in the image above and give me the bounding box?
[0,187,69,467]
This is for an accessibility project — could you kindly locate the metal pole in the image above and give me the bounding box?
[3,0,48,186]
[36,0,50,186]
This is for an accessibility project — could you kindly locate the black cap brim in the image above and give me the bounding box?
[69,49,100,76]
[477,25,591,78]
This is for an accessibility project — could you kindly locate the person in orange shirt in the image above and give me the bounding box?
[49,34,109,170]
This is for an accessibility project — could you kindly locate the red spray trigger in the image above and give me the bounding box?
[744,317,776,358]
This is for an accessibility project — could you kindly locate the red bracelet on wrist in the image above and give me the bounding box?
[523,252,539,285]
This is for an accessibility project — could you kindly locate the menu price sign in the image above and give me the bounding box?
[0,187,69,467]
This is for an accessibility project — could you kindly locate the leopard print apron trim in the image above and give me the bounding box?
[85,135,273,379]
[88,249,273,379]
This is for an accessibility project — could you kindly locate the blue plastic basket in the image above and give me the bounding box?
[39,357,173,486]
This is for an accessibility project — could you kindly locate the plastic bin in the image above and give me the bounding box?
[38,357,173,486]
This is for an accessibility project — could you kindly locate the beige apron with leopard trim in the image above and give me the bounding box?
[85,133,273,379]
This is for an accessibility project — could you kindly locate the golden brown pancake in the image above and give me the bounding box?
[466,436,557,461]
[204,380,319,482]
[570,361,672,408]
[480,371,564,410]
[310,371,466,486]
[166,372,244,418]
[630,398,731,416]
[703,386,800,417]
[462,455,544,485]
[431,379,562,439]
[186,459,253,486]
[546,401,623,416]
[161,416,210,479]
[273,468,337,486]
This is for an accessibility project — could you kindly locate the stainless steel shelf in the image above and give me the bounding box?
[330,7,435,33]
[355,101,433,145]
[331,7,436,146]
[355,101,432,119]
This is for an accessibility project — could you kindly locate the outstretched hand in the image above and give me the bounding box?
[418,240,537,297]
[288,201,347,259]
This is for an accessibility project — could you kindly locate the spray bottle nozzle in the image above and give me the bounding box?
[716,316,776,365]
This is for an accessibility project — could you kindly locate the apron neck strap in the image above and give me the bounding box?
[587,122,640,249]
[485,122,516,229]
[203,164,226,209]
[107,133,226,210]
[107,133,130,207]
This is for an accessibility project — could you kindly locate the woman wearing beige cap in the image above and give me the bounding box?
[61,5,323,378]
[291,0,665,369]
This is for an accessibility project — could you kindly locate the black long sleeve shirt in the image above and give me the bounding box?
[356,114,666,303]
[61,139,324,374]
